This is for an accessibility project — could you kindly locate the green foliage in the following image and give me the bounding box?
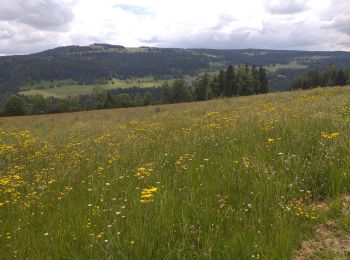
[116,93,131,108]
[195,73,210,101]
[224,65,236,96]
[134,93,144,106]
[1,64,270,117]
[160,82,174,104]
[2,95,27,116]
[172,79,192,103]
[31,94,48,114]
[336,70,347,86]
[291,65,350,90]
[258,67,268,93]
[93,86,107,109]
[197,64,269,99]
[143,91,154,106]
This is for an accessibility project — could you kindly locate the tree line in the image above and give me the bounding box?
[0,64,268,116]
[291,65,350,90]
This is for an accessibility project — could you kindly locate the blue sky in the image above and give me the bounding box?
[113,4,152,16]
[0,0,349,55]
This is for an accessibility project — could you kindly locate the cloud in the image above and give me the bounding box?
[0,0,350,55]
[0,0,74,30]
[321,1,350,36]
[327,15,350,36]
[265,0,308,15]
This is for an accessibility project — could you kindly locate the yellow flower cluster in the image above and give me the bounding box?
[266,137,282,146]
[288,198,317,220]
[242,157,251,168]
[175,154,191,165]
[135,163,154,178]
[321,132,340,139]
[140,187,158,204]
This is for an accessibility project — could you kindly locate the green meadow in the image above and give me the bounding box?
[19,76,196,98]
[1,87,350,259]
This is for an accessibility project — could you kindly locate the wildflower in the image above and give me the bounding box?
[140,187,158,203]
[48,179,56,184]
[242,157,250,168]
[267,138,275,145]
[321,132,340,139]
[135,163,154,177]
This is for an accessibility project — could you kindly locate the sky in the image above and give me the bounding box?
[0,0,350,55]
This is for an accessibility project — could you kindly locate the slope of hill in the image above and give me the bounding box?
[1,43,350,100]
[0,87,350,258]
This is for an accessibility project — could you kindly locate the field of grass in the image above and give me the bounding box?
[1,87,350,258]
[19,76,196,98]
[266,62,308,73]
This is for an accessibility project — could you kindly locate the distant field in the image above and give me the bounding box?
[19,77,191,98]
[1,87,350,258]
[89,45,150,54]
[266,62,308,72]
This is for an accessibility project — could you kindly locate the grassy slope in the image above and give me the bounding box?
[1,87,350,259]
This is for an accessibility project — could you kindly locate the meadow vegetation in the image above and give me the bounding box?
[19,77,172,98]
[0,87,350,258]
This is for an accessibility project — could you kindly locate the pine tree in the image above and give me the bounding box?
[308,68,320,88]
[251,65,259,93]
[217,70,225,96]
[210,76,221,98]
[336,69,347,86]
[258,67,268,93]
[322,65,337,86]
[236,65,249,95]
[224,65,236,96]
[196,73,210,101]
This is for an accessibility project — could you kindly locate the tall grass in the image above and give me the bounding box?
[1,87,350,259]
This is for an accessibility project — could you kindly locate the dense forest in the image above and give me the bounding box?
[291,65,350,89]
[1,44,350,103]
[0,64,268,116]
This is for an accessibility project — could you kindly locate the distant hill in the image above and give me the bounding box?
[1,43,350,100]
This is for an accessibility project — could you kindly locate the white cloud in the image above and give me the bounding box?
[265,0,308,15]
[0,0,350,54]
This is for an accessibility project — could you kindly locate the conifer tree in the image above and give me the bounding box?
[336,69,347,86]
[224,65,236,96]
[258,67,268,93]
[196,73,210,101]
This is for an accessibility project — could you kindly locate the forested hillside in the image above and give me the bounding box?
[1,43,350,101]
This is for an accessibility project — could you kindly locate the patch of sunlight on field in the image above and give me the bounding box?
[266,62,308,73]
[1,86,350,258]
